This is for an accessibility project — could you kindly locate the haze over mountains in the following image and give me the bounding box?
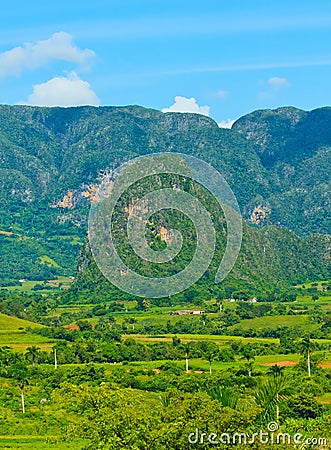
[0,104,330,290]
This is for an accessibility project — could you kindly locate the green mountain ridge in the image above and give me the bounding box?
[0,104,330,288]
[233,106,331,235]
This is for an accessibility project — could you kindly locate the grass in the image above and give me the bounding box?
[254,354,301,365]
[0,332,54,352]
[228,314,319,332]
[38,256,60,268]
[316,393,331,405]
[123,333,279,344]
[4,276,74,293]
[0,313,53,352]
[76,353,304,373]
[296,295,331,305]
[0,437,86,449]
[82,310,194,326]
[4,281,41,292]
[186,358,239,372]
[0,313,43,331]
[58,235,83,245]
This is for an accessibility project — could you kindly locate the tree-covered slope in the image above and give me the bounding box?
[232,106,331,234]
[0,104,330,284]
[68,219,330,304]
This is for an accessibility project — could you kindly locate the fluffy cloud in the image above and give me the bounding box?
[218,119,235,129]
[268,77,290,88]
[27,72,100,107]
[162,96,210,116]
[0,32,95,78]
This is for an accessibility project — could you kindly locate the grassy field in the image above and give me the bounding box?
[83,310,202,326]
[296,295,331,305]
[228,314,319,332]
[123,333,279,344]
[0,313,53,352]
[38,256,60,268]
[0,313,44,331]
[72,355,300,373]
[316,393,331,405]
[4,276,74,293]
[0,334,54,352]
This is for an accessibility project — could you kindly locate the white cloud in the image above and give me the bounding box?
[267,77,290,88]
[218,119,235,129]
[216,90,228,99]
[259,76,290,100]
[27,72,100,107]
[162,96,210,116]
[0,32,95,78]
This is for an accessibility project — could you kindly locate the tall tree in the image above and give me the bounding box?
[299,337,315,377]
[267,364,285,421]
[8,364,30,414]
[240,348,255,376]
[205,348,218,375]
[183,343,190,373]
[54,347,58,370]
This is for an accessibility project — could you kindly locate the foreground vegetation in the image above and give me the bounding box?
[0,278,330,449]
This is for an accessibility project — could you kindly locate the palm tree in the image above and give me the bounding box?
[255,375,288,423]
[205,349,218,375]
[25,346,40,366]
[9,364,30,414]
[208,386,239,409]
[299,337,315,377]
[240,349,255,376]
[0,346,19,369]
[267,365,285,420]
[54,347,58,370]
[183,343,190,373]
[267,364,285,378]
[245,360,255,377]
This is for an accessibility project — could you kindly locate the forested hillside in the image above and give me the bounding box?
[0,105,330,286]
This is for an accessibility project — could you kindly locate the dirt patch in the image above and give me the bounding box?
[263,361,297,367]
[320,363,331,368]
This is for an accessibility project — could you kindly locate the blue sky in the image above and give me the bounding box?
[1,0,331,125]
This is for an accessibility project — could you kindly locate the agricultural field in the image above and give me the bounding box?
[1,281,330,449]
[122,333,279,345]
[228,314,319,332]
[3,276,74,293]
[0,313,53,352]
